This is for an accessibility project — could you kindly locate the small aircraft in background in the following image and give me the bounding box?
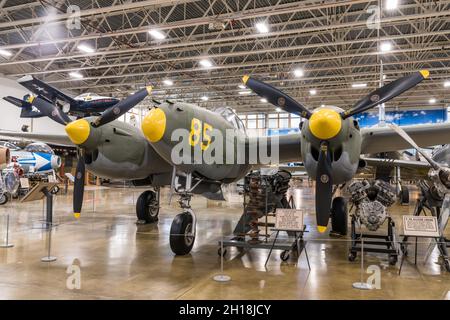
[3,75,120,118]
[0,141,61,174]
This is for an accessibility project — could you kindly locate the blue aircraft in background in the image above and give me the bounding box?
[0,141,61,174]
[3,75,120,118]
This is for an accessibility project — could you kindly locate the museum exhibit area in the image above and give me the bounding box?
[0,0,449,306]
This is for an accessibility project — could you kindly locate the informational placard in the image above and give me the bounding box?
[275,209,304,231]
[402,215,440,237]
[19,178,30,189]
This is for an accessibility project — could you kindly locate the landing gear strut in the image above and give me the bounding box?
[136,188,160,223]
[170,173,197,255]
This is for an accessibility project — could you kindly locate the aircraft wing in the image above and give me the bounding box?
[0,130,73,147]
[362,157,431,170]
[361,123,450,154]
[17,75,76,105]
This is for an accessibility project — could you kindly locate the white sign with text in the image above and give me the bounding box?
[275,209,304,231]
[402,215,440,237]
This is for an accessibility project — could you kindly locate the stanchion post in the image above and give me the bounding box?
[41,228,57,262]
[0,213,14,248]
[213,236,231,282]
[352,238,373,290]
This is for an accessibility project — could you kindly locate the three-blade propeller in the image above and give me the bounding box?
[243,70,429,231]
[25,86,152,218]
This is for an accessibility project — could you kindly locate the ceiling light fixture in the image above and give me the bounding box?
[380,42,392,53]
[201,96,209,101]
[255,22,269,34]
[293,68,304,78]
[148,29,166,40]
[69,72,83,79]
[163,79,173,86]
[199,59,213,68]
[385,0,399,10]
[0,49,12,57]
[275,107,282,112]
[429,98,437,104]
[310,89,317,95]
[239,90,251,95]
[77,44,95,53]
[352,83,367,88]
[260,98,268,103]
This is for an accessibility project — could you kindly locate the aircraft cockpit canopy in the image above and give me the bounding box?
[0,141,21,151]
[24,142,55,154]
[214,107,246,133]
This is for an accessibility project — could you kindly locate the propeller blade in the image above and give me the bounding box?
[342,70,429,119]
[73,154,86,219]
[92,86,152,127]
[29,96,72,125]
[315,142,333,232]
[387,123,441,171]
[242,76,312,118]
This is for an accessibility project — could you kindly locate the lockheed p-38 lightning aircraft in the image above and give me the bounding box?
[2,70,450,256]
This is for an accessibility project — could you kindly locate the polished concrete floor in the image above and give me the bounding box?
[0,183,449,300]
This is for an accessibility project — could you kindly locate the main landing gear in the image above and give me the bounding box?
[136,187,160,223]
[169,173,197,255]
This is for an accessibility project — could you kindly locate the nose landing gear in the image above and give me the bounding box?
[169,173,197,255]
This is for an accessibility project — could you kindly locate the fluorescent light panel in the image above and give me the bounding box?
[77,44,95,53]
[149,29,166,40]
[0,49,12,57]
[293,68,304,77]
[255,22,269,33]
[69,72,83,79]
[199,59,213,68]
[386,0,398,10]
[352,83,367,88]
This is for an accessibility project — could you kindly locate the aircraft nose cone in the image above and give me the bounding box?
[308,108,342,140]
[51,155,61,169]
[142,107,166,142]
[65,119,91,145]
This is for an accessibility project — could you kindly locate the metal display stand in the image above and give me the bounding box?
[21,182,58,229]
[41,227,57,262]
[348,214,398,265]
[265,227,310,268]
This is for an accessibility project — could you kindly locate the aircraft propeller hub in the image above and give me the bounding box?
[308,108,342,140]
[65,118,91,145]
[142,107,166,143]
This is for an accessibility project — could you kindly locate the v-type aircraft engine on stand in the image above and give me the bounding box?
[348,179,396,231]
[234,169,292,239]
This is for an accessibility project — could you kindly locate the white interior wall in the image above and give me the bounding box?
[0,77,65,134]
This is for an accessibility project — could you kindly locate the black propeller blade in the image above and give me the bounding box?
[342,70,429,119]
[73,153,86,219]
[315,142,333,232]
[92,86,152,128]
[29,96,72,125]
[242,75,312,118]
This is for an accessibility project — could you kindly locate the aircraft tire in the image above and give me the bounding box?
[136,190,159,223]
[0,193,8,205]
[400,187,409,205]
[331,197,348,236]
[170,213,195,255]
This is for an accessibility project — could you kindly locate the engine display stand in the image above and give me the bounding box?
[348,215,399,265]
[218,226,309,267]
[21,182,59,230]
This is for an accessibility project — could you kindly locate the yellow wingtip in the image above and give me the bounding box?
[73,213,80,219]
[242,75,249,84]
[420,70,430,79]
[146,86,153,94]
[317,226,327,233]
